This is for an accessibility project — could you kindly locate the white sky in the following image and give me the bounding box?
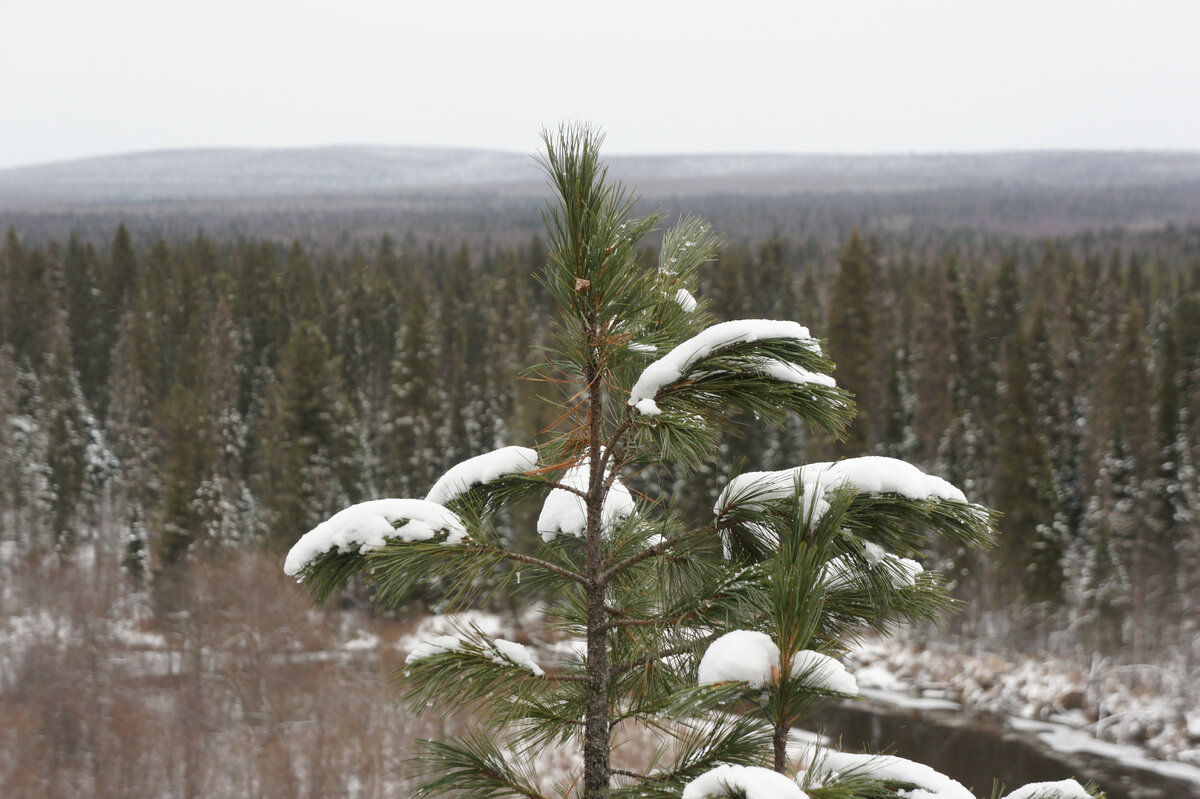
[4,0,1199,169]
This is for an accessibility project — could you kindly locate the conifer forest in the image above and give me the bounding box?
[2,139,1200,799]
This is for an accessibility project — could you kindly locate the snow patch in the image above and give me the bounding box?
[343,630,380,651]
[405,635,462,663]
[756,359,837,387]
[396,611,506,654]
[403,633,543,676]
[634,398,661,415]
[825,550,924,591]
[283,498,467,577]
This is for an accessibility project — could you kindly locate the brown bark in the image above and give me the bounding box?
[773,720,788,773]
[582,318,611,799]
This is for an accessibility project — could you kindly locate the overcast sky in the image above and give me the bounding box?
[4,0,1199,169]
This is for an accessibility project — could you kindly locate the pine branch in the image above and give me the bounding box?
[413,734,548,799]
[599,524,712,585]
[482,544,589,586]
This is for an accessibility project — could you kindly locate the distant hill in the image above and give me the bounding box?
[4,146,1200,247]
[3,145,1200,205]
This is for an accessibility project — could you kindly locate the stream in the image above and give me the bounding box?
[807,697,1200,799]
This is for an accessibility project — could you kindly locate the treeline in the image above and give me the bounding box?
[8,179,1200,254]
[1,223,1198,654]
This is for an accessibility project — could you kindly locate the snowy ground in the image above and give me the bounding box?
[845,634,1200,782]
[5,539,1198,799]
[388,608,1200,790]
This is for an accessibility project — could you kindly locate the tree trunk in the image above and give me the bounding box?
[582,343,610,798]
[773,719,788,772]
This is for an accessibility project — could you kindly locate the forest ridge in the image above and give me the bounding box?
[3,146,1200,203]
[2,221,1197,657]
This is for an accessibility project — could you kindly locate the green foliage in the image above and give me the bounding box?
[826,230,879,456]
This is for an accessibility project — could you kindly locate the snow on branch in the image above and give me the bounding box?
[806,750,973,799]
[627,319,825,416]
[283,498,467,577]
[716,456,967,516]
[538,456,634,542]
[674,288,698,312]
[823,542,924,591]
[406,632,545,677]
[697,630,858,695]
[425,445,539,506]
[1001,780,1091,799]
[682,764,809,799]
[697,630,780,688]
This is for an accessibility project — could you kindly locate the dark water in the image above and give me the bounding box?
[807,702,1200,799]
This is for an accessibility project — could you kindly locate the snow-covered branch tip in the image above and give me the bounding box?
[425,446,539,505]
[628,319,828,416]
[283,498,467,578]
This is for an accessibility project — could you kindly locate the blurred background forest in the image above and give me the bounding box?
[2,148,1199,797]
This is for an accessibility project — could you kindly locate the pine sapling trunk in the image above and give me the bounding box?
[582,330,611,799]
[773,718,788,773]
[584,573,610,797]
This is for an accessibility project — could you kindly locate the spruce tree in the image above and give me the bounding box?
[282,127,1097,799]
[826,229,878,456]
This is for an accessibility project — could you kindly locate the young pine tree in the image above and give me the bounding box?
[283,127,1098,799]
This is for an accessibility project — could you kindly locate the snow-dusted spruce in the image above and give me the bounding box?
[283,126,1102,799]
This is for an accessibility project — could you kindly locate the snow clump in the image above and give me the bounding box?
[790,649,859,695]
[284,499,467,577]
[538,456,634,542]
[755,359,837,388]
[698,630,780,687]
[698,631,857,695]
[490,638,545,676]
[405,635,463,663]
[682,764,809,799]
[425,446,538,505]
[628,319,824,416]
[674,288,698,312]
